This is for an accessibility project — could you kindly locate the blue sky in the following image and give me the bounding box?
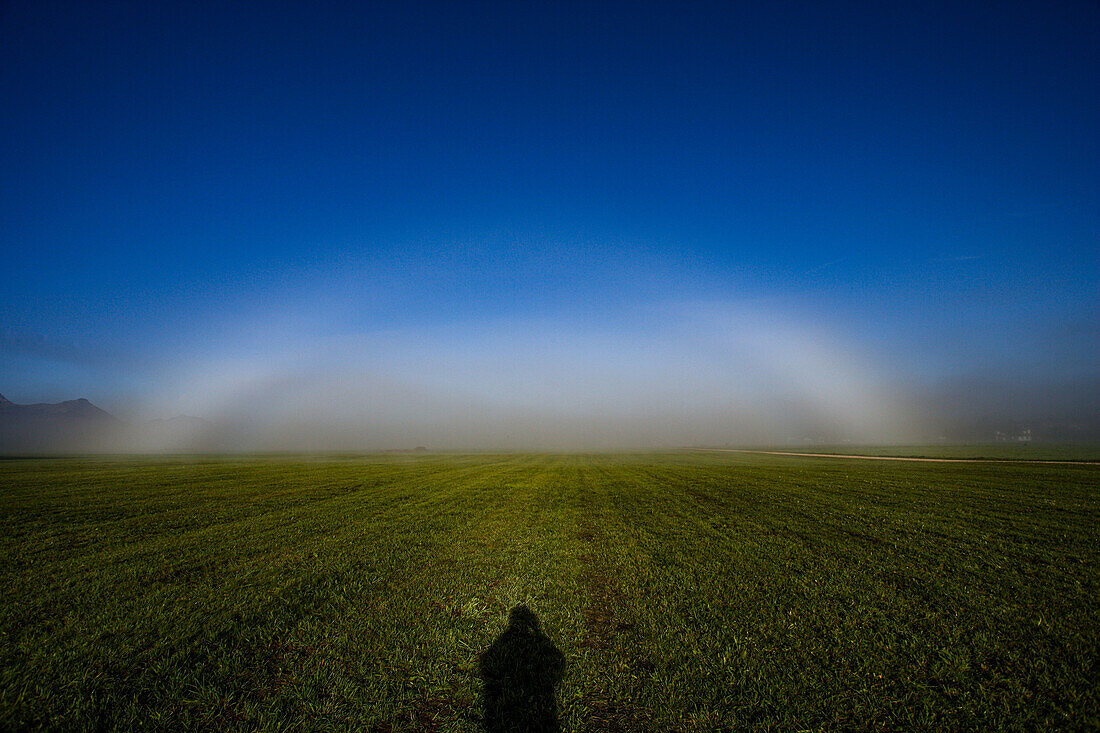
[1,1,1097,445]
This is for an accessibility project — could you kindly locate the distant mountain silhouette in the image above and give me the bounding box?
[0,392,114,419]
[0,392,121,453]
[0,392,218,454]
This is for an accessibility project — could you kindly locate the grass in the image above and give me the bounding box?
[1,452,1097,731]
[736,444,1100,461]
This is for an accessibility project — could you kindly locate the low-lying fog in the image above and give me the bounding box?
[61,303,1096,452]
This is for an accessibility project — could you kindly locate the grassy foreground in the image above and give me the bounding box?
[1,453,1097,731]
[738,444,1100,461]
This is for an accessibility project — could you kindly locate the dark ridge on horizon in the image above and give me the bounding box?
[0,392,119,454]
[0,392,211,454]
[0,392,116,419]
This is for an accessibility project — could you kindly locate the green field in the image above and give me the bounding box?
[738,444,1100,461]
[1,453,1097,731]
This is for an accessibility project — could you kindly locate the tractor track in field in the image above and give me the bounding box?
[573,487,655,732]
[695,448,1100,465]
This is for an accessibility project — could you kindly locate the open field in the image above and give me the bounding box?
[1,453,1097,731]
[702,448,1100,465]
[720,444,1100,462]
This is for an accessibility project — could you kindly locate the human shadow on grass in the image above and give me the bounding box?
[479,605,565,733]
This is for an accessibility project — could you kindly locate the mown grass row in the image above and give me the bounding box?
[1,453,1097,730]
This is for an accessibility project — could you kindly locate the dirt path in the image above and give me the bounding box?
[695,448,1100,465]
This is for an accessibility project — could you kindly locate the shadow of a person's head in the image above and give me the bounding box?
[479,605,564,733]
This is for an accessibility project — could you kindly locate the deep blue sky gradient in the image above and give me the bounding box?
[1,0,1097,421]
